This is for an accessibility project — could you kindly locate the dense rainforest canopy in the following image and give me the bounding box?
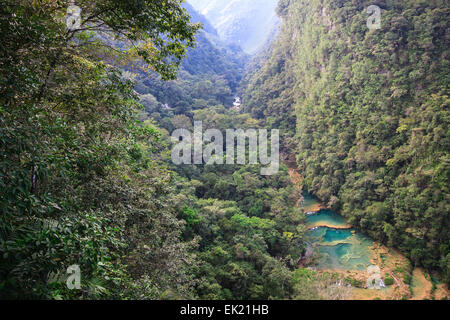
[0,0,202,299]
[0,0,448,300]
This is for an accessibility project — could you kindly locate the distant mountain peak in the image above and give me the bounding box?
[183,2,217,35]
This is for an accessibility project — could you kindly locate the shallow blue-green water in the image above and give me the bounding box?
[304,193,374,271]
[306,209,348,228]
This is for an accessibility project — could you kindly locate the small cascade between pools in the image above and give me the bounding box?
[304,191,375,271]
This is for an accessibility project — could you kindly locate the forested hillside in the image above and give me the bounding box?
[0,0,328,300]
[243,0,449,284]
[1,0,448,301]
[127,4,318,300]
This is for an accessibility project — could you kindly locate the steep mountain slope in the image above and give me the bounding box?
[183,2,217,35]
[188,0,279,54]
[181,2,247,87]
[243,0,449,283]
[134,4,248,122]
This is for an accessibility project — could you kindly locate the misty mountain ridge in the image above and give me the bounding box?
[188,0,279,54]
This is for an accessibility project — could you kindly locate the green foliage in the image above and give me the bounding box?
[243,0,450,284]
[344,276,364,289]
[5,0,447,301]
[184,162,306,300]
[0,0,200,299]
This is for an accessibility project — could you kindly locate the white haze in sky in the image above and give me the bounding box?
[188,0,279,54]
